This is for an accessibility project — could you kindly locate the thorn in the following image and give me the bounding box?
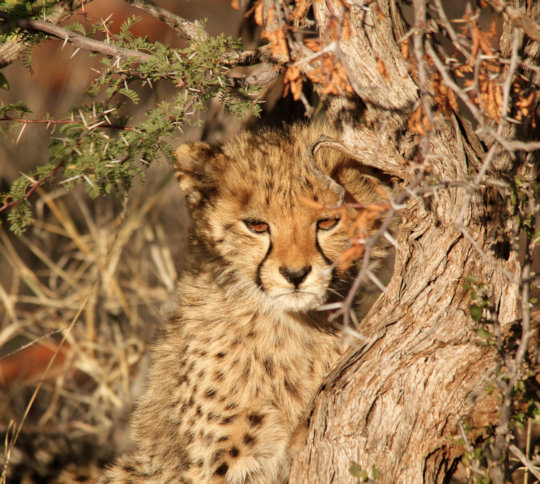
[70,47,81,59]
[368,271,386,292]
[16,123,27,144]
[317,302,344,311]
[383,231,399,249]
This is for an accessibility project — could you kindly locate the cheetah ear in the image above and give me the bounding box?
[174,142,223,208]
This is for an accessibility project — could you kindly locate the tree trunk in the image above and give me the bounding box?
[290,1,522,482]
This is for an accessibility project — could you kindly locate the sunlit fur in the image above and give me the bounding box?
[101,122,387,484]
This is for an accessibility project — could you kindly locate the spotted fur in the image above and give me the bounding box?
[101,123,387,483]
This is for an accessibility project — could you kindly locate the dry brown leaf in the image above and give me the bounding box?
[408,105,432,136]
[284,65,303,100]
[305,38,322,52]
[262,27,290,62]
[376,57,390,83]
[290,0,310,21]
[341,12,352,42]
[400,38,410,61]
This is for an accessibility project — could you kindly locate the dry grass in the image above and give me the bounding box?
[0,167,186,481]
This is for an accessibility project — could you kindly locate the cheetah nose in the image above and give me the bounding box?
[279,266,312,287]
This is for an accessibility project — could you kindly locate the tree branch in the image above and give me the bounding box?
[124,0,208,42]
[0,12,151,62]
[0,0,92,67]
[484,0,540,43]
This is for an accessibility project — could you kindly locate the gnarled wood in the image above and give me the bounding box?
[290,1,523,482]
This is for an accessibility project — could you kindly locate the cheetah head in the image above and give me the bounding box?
[174,123,387,314]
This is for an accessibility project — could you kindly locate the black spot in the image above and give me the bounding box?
[248,414,264,426]
[198,369,206,378]
[214,371,225,382]
[207,411,218,422]
[243,433,255,446]
[217,435,229,442]
[284,379,300,399]
[197,459,204,468]
[216,351,227,359]
[263,357,274,377]
[215,463,229,476]
[224,402,238,411]
[196,406,202,416]
[204,388,217,399]
[220,414,238,425]
[177,374,189,385]
[212,449,225,464]
[242,361,251,379]
[204,432,216,445]
[229,447,239,457]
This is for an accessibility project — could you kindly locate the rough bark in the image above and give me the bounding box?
[0,0,92,68]
[290,1,522,482]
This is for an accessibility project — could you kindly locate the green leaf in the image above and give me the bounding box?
[470,305,483,321]
[475,328,491,339]
[0,72,9,90]
[349,463,366,478]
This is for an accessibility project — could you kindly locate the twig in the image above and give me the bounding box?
[124,0,208,41]
[425,40,484,124]
[0,11,151,62]
[0,160,64,214]
[509,444,540,481]
[456,225,518,284]
[433,0,470,61]
[0,116,133,131]
[331,170,426,328]
[483,0,540,43]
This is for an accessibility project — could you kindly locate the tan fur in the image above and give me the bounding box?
[101,123,386,483]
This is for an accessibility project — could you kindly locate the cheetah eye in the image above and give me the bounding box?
[244,220,269,234]
[317,217,339,231]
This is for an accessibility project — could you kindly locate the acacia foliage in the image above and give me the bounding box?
[0,5,260,234]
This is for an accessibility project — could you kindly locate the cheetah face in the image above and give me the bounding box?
[174,124,384,313]
[205,192,351,312]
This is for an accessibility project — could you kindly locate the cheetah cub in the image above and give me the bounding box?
[102,123,386,483]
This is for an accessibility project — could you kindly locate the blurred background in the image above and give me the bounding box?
[0,1,255,479]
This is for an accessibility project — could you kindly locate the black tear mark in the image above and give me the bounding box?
[255,240,273,291]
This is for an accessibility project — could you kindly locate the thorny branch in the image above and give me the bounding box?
[0,160,64,214]
[124,0,209,42]
[484,0,540,43]
[0,12,151,62]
